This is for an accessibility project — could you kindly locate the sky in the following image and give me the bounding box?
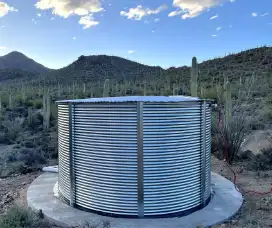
[0,0,271,69]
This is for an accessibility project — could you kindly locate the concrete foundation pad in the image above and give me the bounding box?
[27,172,243,228]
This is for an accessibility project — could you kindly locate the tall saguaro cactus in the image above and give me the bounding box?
[103,79,110,97]
[43,93,51,129]
[190,57,198,97]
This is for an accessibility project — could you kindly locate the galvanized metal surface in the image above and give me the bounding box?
[137,102,144,217]
[205,103,212,201]
[57,95,199,104]
[69,104,75,207]
[58,104,70,201]
[73,103,139,216]
[142,102,202,216]
[57,99,212,217]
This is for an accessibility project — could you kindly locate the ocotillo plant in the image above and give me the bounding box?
[190,57,198,97]
[103,79,110,97]
[224,77,232,126]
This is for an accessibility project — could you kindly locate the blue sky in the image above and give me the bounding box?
[0,0,271,69]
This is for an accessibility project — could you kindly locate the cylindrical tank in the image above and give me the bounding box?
[57,96,211,218]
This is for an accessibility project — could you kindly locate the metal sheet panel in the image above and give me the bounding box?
[205,103,212,200]
[73,103,138,216]
[58,104,70,200]
[143,102,202,216]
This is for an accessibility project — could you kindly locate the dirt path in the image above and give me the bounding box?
[0,172,41,214]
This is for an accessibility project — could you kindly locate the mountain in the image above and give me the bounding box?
[166,46,272,84]
[43,46,272,85]
[45,54,163,83]
[0,68,36,82]
[0,51,50,74]
[1,46,271,85]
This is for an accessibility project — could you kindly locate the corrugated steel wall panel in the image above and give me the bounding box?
[205,103,212,200]
[143,102,202,215]
[58,104,70,200]
[73,103,138,216]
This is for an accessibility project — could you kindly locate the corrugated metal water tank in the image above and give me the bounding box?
[57,96,212,218]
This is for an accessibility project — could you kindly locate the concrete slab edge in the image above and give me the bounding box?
[27,172,243,228]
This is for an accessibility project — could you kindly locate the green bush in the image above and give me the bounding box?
[0,206,50,228]
[32,99,43,109]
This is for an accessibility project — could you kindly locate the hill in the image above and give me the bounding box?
[43,54,163,84]
[40,46,272,85]
[0,69,36,82]
[0,51,51,74]
[0,46,271,86]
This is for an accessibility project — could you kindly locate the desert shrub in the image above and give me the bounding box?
[4,161,28,176]
[0,205,36,228]
[32,99,43,109]
[0,119,24,144]
[247,148,272,171]
[0,205,51,228]
[16,148,46,166]
[205,87,218,100]
[27,112,43,130]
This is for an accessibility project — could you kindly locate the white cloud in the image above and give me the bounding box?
[79,14,99,29]
[216,26,222,31]
[35,0,103,18]
[0,46,6,50]
[32,18,37,24]
[168,10,182,17]
[154,18,160,22]
[128,50,137,54]
[210,14,218,20]
[230,0,236,2]
[0,2,18,17]
[261,12,269,17]
[169,0,229,19]
[35,0,103,29]
[37,13,42,17]
[212,34,217,37]
[120,5,167,20]
[252,12,258,17]
[1,25,4,28]
[73,36,76,40]
[152,30,155,33]
[51,17,55,20]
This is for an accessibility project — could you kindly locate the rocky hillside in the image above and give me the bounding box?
[0,69,36,82]
[0,46,271,85]
[166,46,272,84]
[45,54,163,84]
[0,51,50,74]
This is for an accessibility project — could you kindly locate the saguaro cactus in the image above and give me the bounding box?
[28,107,33,126]
[190,57,198,97]
[43,93,51,129]
[103,79,110,97]
[8,93,12,109]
